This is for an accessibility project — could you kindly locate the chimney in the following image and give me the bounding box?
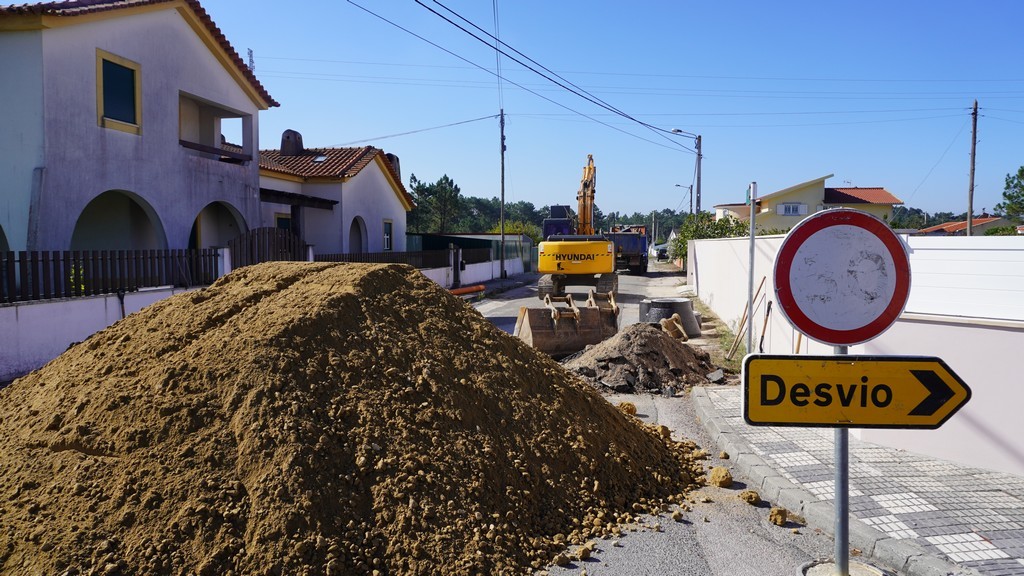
[280,129,304,156]
[386,153,401,181]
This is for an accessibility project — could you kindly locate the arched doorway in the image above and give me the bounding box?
[70,190,167,250]
[348,216,366,254]
[190,201,247,249]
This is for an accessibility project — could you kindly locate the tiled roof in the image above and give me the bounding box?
[0,0,278,108]
[918,216,1004,234]
[260,146,413,207]
[824,187,903,205]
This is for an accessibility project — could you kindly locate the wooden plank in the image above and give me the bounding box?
[29,251,41,300]
[42,252,52,300]
[19,251,30,301]
[57,251,69,298]
[99,250,109,294]
[2,252,15,303]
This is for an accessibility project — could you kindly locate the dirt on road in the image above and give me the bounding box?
[0,262,705,576]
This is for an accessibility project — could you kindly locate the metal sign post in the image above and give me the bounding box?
[835,345,849,576]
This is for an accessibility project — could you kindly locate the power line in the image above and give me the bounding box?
[420,0,697,142]
[905,117,970,204]
[331,114,499,147]
[343,0,691,153]
[257,56,1024,85]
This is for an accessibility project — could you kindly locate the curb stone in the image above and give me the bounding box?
[691,386,984,576]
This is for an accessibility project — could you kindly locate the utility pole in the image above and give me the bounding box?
[967,100,978,236]
[499,110,507,277]
[695,135,703,214]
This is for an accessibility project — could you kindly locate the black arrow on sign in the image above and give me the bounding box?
[908,370,955,416]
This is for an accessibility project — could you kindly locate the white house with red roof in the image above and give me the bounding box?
[258,130,413,254]
[714,174,903,232]
[916,216,1014,236]
[0,0,278,254]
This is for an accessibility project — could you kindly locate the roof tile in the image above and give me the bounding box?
[918,216,1003,234]
[260,146,413,207]
[824,187,903,205]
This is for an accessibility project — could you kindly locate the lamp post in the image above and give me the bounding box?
[675,184,693,216]
[672,129,702,214]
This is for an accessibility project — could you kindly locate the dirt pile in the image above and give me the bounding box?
[0,262,704,576]
[563,323,715,393]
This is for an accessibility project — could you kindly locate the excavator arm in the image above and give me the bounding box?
[576,154,597,236]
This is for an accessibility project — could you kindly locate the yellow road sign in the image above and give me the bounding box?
[743,355,971,429]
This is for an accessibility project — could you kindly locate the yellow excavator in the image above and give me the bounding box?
[513,155,619,357]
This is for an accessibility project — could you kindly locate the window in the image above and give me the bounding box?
[275,213,291,231]
[383,220,393,251]
[96,49,142,135]
[777,203,808,216]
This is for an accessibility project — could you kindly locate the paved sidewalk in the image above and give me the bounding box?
[693,386,1024,576]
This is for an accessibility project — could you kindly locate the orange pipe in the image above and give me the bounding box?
[449,284,485,296]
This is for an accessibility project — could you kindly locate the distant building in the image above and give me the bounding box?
[259,130,413,254]
[916,216,1014,236]
[714,174,903,232]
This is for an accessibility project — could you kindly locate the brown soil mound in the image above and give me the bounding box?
[563,323,715,393]
[0,262,704,576]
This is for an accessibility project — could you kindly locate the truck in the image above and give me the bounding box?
[607,225,649,275]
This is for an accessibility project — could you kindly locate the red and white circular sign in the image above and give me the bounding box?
[774,208,911,346]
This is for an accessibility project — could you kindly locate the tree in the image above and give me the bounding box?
[505,201,544,226]
[995,166,1024,223]
[488,220,542,245]
[889,206,928,230]
[984,226,1018,236]
[407,174,464,233]
[667,212,748,261]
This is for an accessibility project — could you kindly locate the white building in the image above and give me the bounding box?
[259,130,413,255]
[0,0,278,253]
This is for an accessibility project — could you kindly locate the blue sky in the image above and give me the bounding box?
[203,0,1024,217]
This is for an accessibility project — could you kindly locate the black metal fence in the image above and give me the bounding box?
[0,249,219,304]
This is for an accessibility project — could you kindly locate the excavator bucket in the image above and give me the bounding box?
[514,293,620,358]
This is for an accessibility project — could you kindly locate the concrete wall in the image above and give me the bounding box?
[0,30,44,252]
[689,234,1024,475]
[23,7,262,251]
[460,258,525,286]
[0,286,193,382]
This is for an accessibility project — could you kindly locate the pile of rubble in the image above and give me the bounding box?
[563,323,716,393]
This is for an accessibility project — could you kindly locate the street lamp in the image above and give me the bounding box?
[671,129,702,214]
[675,184,693,216]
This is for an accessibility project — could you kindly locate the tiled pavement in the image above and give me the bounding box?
[693,386,1024,576]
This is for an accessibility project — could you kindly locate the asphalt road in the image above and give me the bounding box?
[472,262,837,575]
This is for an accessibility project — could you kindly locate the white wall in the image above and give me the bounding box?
[0,30,44,252]
[690,234,1024,475]
[460,258,525,286]
[0,287,192,382]
[343,163,408,253]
